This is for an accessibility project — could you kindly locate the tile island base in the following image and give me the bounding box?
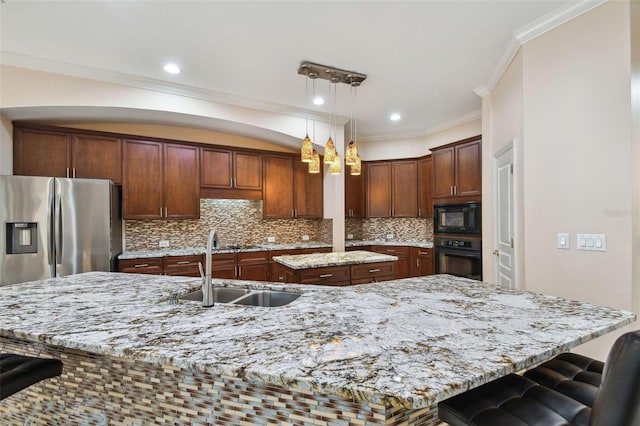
[1,336,440,426]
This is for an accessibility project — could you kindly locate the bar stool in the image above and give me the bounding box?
[0,353,63,400]
[438,330,640,426]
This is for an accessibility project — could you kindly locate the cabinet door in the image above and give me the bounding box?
[263,155,294,218]
[164,144,200,219]
[418,156,433,218]
[201,148,233,188]
[237,264,269,281]
[13,127,70,177]
[345,167,365,218]
[72,135,122,183]
[454,140,482,197]
[410,247,434,277]
[294,159,323,218]
[391,160,418,217]
[432,147,455,198]
[211,253,237,279]
[123,140,164,219]
[366,162,391,218]
[234,152,262,190]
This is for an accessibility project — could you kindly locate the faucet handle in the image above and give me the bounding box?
[198,262,205,280]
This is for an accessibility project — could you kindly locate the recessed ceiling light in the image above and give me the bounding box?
[163,63,181,74]
[390,113,401,121]
[313,96,325,105]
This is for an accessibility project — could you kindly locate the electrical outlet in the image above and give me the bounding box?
[386,234,394,240]
[159,240,170,248]
[346,234,354,240]
[302,235,310,241]
[267,236,276,243]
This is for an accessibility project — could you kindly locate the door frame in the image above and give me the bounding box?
[493,140,518,288]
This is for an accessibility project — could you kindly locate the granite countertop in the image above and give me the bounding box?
[119,241,433,260]
[0,272,633,409]
[273,250,398,269]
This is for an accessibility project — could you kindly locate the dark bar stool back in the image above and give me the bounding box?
[0,353,63,400]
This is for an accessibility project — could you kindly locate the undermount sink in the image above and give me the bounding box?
[177,287,300,307]
[179,287,250,303]
[233,291,301,307]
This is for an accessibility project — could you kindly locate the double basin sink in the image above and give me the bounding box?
[179,287,300,307]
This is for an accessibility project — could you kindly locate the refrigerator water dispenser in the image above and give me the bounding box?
[6,222,38,254]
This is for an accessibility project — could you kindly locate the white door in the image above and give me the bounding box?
[494,145,515,288]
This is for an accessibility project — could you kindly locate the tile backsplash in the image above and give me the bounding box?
[124,199,331,251]
[347,217,433,242]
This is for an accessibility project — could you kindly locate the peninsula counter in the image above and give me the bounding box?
[0,272,634,425]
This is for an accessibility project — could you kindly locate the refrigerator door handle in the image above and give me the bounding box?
[48,188,55,274]
[55,194,63,266]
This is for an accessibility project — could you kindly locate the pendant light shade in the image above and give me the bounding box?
[324,138,337,164]
[308,149,320,174]
[350,154,361,176]
[330,153,341,175]
[345,141,358,165]
[301,135,313,162]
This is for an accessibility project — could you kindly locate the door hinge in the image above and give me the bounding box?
[510,163,514,174]
[510,238,514,248]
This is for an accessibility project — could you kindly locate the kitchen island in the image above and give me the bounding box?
[0,272,634,425]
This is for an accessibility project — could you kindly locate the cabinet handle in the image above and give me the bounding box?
[66,168,70,178]
[73,168,76,178]
[278,275,284,280]
[450,185,454,195]
[238,266,242,276]
[416,259,420,267]
[418,208,421,216]
[319,273,333,278]
[369,269,380,273]
[176,261,190,265]
[160,207,163,218]
[292,209,295,218]
[387,249,396,253]
[134,263,149,268]
[164,207,168,217]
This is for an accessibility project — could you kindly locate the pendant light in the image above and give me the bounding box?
[346,83,360,167]
[308,149,320,174]
[301,72,318,163]
[324,77,338,165]
[350,154,361,176]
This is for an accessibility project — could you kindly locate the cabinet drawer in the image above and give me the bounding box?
[209,252,237,267]
[416,249,432,258]
[164,255,203,269]
[237,251,269,265]
[297,247,331,255]
[370,245,410,256]
[298,266,350,285]
[351,262,395,280]
[118,257,164,275]
[351,275,394,285]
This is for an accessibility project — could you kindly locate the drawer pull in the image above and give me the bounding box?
[419,251,429,255]
[369,269,381,273]
[386,249,396,252]
[176,261,190,265]
[134,263,149,268]
[319,273,333,278]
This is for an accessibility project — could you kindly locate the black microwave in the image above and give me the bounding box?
[434,202,481,235]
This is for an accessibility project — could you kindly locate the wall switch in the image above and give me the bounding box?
[557,233,570,249]
[386,234,394,240]
[302,235,310,241]
[159,240,170,248]
[267,236,276,243]
[346,234,354,240]
[576,234,606,251]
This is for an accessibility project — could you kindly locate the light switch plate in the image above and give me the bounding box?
[386,234,394,240]
[159,240,170,248]
[267,236,276,243]
[557,233,570,249]
[302,235,310,241]
[576,233,606,251]
[346,234,354,240]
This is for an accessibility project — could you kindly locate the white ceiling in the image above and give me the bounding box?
[0,1,596,142]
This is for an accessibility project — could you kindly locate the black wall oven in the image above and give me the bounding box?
[435,237,482,281]
[434,202,481,235]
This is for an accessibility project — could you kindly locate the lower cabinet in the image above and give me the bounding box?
[350,262,395,284]
[268,248,332,282]
[275,261,396,286]
[211,251,269,281]
[118,255,202,277]
[410,247,434,277]
[369,246,411,279]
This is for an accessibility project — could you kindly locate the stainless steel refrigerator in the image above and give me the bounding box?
[0,176,122,285]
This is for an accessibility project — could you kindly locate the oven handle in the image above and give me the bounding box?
[435,248,481,259]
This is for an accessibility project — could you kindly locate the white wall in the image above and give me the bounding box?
[485,1,636,359]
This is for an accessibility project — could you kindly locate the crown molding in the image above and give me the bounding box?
[359,109,481,143]
[1,51,347,125]
[478,0,608,96]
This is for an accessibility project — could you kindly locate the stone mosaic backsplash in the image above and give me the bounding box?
[347,217,433,242]
[124,199,331,251]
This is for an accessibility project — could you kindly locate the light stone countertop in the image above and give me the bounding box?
[0,272,633,409]
[273,250,398,269]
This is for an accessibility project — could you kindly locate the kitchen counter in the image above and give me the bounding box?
[272,250,397,269]
[0,272,634,425]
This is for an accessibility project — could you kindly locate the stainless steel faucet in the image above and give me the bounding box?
[202,229,218,307]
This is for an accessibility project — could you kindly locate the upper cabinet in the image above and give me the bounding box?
[345,165,365,218]
[201,148,262,200]
[418,155,433,218]
[123,140,200,220]
[263,154,323,219]
[432,137,481,202]
[13,125,122,183]
[366,160,418,218]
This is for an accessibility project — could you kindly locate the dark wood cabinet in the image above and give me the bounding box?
[201,148,262,199]
[370,245,411,279]
[410,247,434,277]
[237,251,269,281]
[432,137,481,201]
[118,257,165,275]
[345,165,365,218]
[164,255,203,277]
[268,248,332,282]
[350,261,395,284]
[13,125,122,183]
[418,156,433,218]
[123,140,200,220]
[211,253,237,279]
[366,160,418,218]
[263,155,323,219]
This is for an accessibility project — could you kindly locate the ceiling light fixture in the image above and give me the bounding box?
[298,62,366,175]
[163,63,181,74]
[390,113,401,121]
[313,96,325,105]
[301,73,315,163]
